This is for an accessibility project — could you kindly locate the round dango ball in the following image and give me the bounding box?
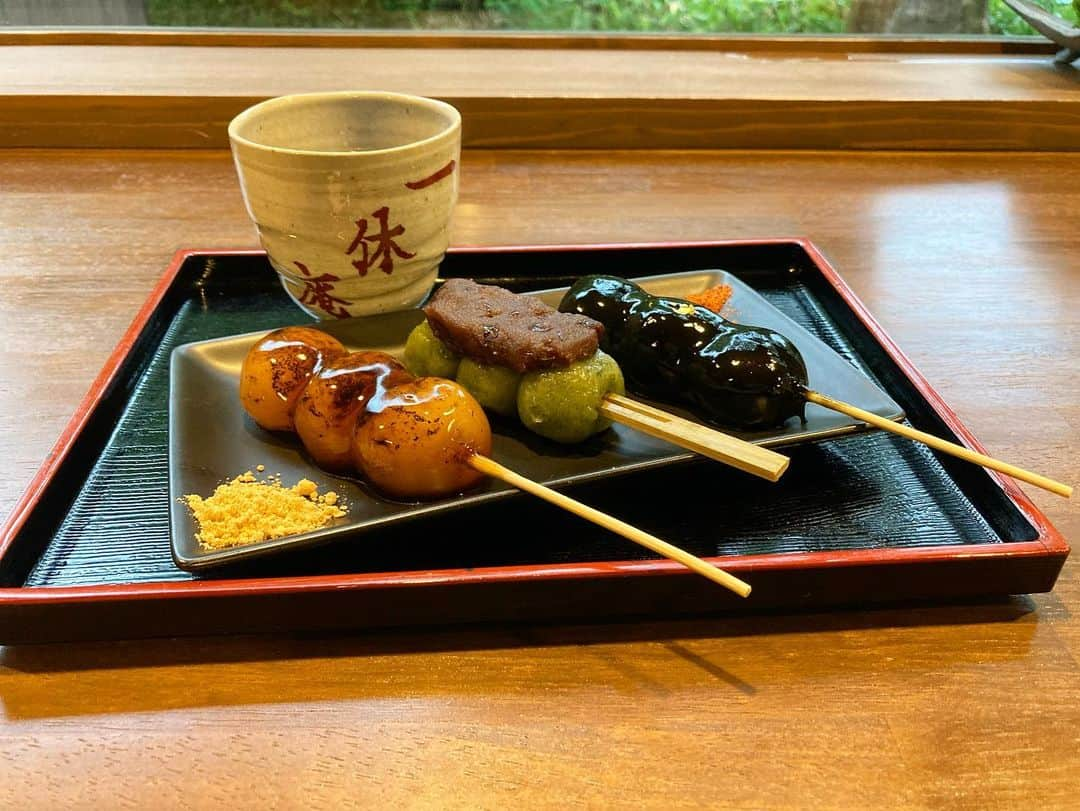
[517,351,625,444]
[455,358,521,418]
[403,320,460,379]
[239,326,346,432]
[352,378,491,500]
[293,351,412,471]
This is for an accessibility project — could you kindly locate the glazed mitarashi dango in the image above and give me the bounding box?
[558,275,809,430]
[240,332,492,500]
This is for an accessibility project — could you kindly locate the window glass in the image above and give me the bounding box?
[1,0,1075,37]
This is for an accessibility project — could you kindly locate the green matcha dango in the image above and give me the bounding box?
[403,320,460,379]
[404,318,622,443]
[456,358,521,417]
[517,351,624,444]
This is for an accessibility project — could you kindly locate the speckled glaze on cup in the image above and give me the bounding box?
[229,92,461,318]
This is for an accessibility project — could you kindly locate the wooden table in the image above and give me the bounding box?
[0,147,1076,808]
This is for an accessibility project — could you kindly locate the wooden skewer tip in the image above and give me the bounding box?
[468,454,751,598]
[804,390,1071,499]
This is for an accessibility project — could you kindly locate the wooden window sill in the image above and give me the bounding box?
[0,28,1059,54]
[1,44,1078,150]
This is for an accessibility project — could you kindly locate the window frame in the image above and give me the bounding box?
[0,28,1072,152]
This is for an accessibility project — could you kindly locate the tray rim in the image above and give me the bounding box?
[0,239,1068,608]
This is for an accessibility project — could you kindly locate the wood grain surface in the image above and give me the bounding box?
[0,28,1057,54]
[1,47,1078,150]
[0,148,1077,809]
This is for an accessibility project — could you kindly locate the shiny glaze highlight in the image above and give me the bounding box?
[238,326,347,432]
[558,275,808,430]
[352,377,491,499]
[293,351,412,471]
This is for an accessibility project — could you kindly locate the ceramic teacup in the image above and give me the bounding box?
[229,91,461,318]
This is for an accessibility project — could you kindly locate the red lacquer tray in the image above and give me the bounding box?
[0,240,1068,643]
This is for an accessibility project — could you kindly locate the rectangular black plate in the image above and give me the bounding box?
[169,270,902,570]
[0,242,1066,644]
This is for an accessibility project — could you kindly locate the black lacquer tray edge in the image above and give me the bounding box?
[0,240,1068,645]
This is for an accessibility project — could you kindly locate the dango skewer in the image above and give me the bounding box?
[411,278,790,482]
[469,454,751,597]
[238,326,753,597]
[803,391,1071,498]
[561,275,1072,499]
[597,393,787,481]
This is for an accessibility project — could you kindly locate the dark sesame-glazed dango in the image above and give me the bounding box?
[558,275,808,431]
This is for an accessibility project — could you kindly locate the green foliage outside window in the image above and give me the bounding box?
[145,0,1080,36]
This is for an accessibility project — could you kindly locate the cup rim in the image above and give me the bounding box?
[228,91,461,158]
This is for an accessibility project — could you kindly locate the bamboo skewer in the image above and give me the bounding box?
[805,390,1072,499]
[469,454,752,598]
[599,393,789,482]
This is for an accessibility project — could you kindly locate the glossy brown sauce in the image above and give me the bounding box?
[241,328,491,500]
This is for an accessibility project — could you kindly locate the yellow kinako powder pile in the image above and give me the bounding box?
[183,471,347,550]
